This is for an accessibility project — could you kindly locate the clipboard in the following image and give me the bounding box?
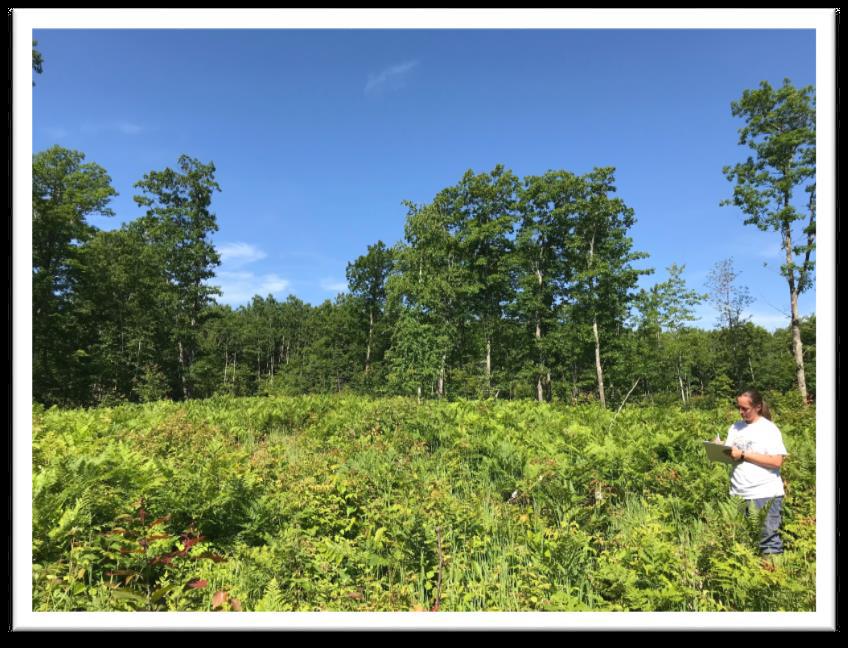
[703,441,737,464]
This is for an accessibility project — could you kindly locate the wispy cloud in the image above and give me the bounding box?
[44,127,69,140]
[218,242,268,268]
[321,278,348,294]
[214,271,291,306]
[365,60,419,95]
[80,120,144,136]
[757,242,784,259]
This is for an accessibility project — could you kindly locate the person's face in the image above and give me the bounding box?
[736,396,760,423]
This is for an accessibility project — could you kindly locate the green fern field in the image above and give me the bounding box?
[31,396,816,612]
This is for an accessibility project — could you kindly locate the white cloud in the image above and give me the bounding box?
[80,121,144,135]
[116,121,143,135]
[44,127,69,140]
[365,60,419,95]
[757,242,784,259]
[320,278,348,293]
[213,271,290,306]
[218,242,267,267]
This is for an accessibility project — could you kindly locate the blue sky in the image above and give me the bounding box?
[32,28,817,330]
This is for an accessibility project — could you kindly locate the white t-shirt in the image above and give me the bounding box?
[724,417,788,499]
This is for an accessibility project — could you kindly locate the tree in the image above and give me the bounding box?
[346,241,394,379]
[446,166,520,394]
[74,224,175,404]
[33,39,43,85]
[389,200,474,398]
[133,156,222,399]
[514,171,581,401]
[722,78,815,402]
[567,168,649,408]
[633,264,706,402]
[32,146,117,404]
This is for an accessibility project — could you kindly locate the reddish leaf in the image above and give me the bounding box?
[145,534,172,541]
[229,598,242,612]
[212,591,228,609]
[197,552,226,563]
[188,579,208,589]
[150,515,172,527]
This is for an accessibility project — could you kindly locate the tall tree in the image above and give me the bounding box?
[346,241,394,379]
[514,171,581,401]
[447,166,520,394]
[32,146,116,404]
[568,168,649,408]
[722,78,816,402]
[133,156,222,399]
[389,200,474,398]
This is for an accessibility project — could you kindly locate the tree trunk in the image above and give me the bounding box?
[783,224,808,402]
[365,308,373,375]
[485,337,492,389]
[536,267,545,402]
[536,316,545,402]
[177,340,189,399]
[437,354,446,398]
[592,318,606,408]
[587,230,605,408]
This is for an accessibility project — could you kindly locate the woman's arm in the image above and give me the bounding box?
[729,447,784,469]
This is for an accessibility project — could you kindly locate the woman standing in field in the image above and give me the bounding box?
[718,389,788,555]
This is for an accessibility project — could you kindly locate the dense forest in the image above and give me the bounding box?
[31,161,815,409]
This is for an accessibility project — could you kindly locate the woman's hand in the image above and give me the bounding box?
[730,447,744,461]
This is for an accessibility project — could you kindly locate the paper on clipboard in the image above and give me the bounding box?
[703,441,737,464]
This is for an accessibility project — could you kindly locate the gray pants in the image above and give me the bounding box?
[746,496,784,555]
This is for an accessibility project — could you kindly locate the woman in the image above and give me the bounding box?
[720,389,788,555]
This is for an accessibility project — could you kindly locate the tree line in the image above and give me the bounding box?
[31,79,816,408]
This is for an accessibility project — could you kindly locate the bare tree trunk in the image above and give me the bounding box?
[178,340,188,399]
[536,267,545,402]
[782,224,808,402]
[437,354,446,398]
[485,337,492,390]
[536,316,545,402]
[587,230,605,408]
[417,385,422,404]
[592,318,606,408]
[365,308,373,375]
